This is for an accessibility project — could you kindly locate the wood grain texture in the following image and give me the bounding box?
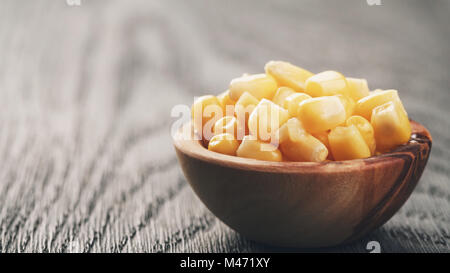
[0,0,449,252]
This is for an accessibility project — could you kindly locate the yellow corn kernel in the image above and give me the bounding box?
[277,118,328,162]
[271,87,296,107]
[297,96,346,134]
[346,115,376,155]
[312,131,333,160]
[311,131,330,149]
[248,99,290,143]
[276,117,305,143]
[347,78,370,101]
[208,133,240,156]
[217,90,235,116]
[354,89,407,121]
[213,116,239,137]
[234,92,259,134]
[264,61,314,92]
[234,92,259,113]
[191,95,223,138]
[284,93,312,117]
[328,125,371,160]
[236,135,282,162]
[336,94,355,119]
[371,101,411,152]
[304,71,350,97]
[229,73,278,101]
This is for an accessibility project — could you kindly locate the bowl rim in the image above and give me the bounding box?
[173,120,431,174]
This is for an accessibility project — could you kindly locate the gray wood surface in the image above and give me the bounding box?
[0,0,449,253]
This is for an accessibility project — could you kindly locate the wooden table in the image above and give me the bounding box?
[0,0,448,253]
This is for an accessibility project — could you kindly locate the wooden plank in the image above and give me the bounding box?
[0,0,448,253]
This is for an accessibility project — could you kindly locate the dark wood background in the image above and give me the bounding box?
[0,0,448,253]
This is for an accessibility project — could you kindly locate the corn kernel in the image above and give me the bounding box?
[208,133,240,156]
[271,87,296,107]
[234,92,259,113]
[264,61,314,92]
[213,116,239,137]
[229,73,278,101]
[284,93,312,117]
[297,96,346,133]
[248,99,290,143]
[191,95,223,139]
[276,117,305,143]
[312,131,333,160]
[236,135,282,161]
[311,131,330,149]
[217,90,235,116]
[328,125,371,160]
[277,118,328,162]
[347,78,370,101]
[346,115,376,155]
[371,101,411,152]
[336,94,355,119]
[234,92,259,135]
[354,89,406,121]
[305,71,350,97]
[193,61,412,162]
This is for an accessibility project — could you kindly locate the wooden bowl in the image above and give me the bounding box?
[173,120,432,248]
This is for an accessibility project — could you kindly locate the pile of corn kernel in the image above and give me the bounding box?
[191,61,411,162]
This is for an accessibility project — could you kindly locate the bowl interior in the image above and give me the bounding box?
[174,120,431,173]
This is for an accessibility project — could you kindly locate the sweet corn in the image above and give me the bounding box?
[264,61,314,92]
[217,90,235,116]
[229,73,278,101]
[297,96,347,133]
[213,116,239,137]
[234,92,259,113]
[236,135,282,162]
[305,71,350,97]
[284,93,312,117]
[271,87,296,107]
[277,118,328,162]
[311,131,333,160]
[354,89,406,121]
[371,101,411,152]
[328,125,371,160]
[248,99,290,143]
[347,78,370,101]
[336,94,356,119]
[208,133,240,156]
[234,92,259,135]
[193,60,412,162]
[191,95,223,139]
[276,117,305,143]
[346,115,376,155]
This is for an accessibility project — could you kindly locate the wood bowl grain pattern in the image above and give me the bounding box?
[173,120,432,248]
